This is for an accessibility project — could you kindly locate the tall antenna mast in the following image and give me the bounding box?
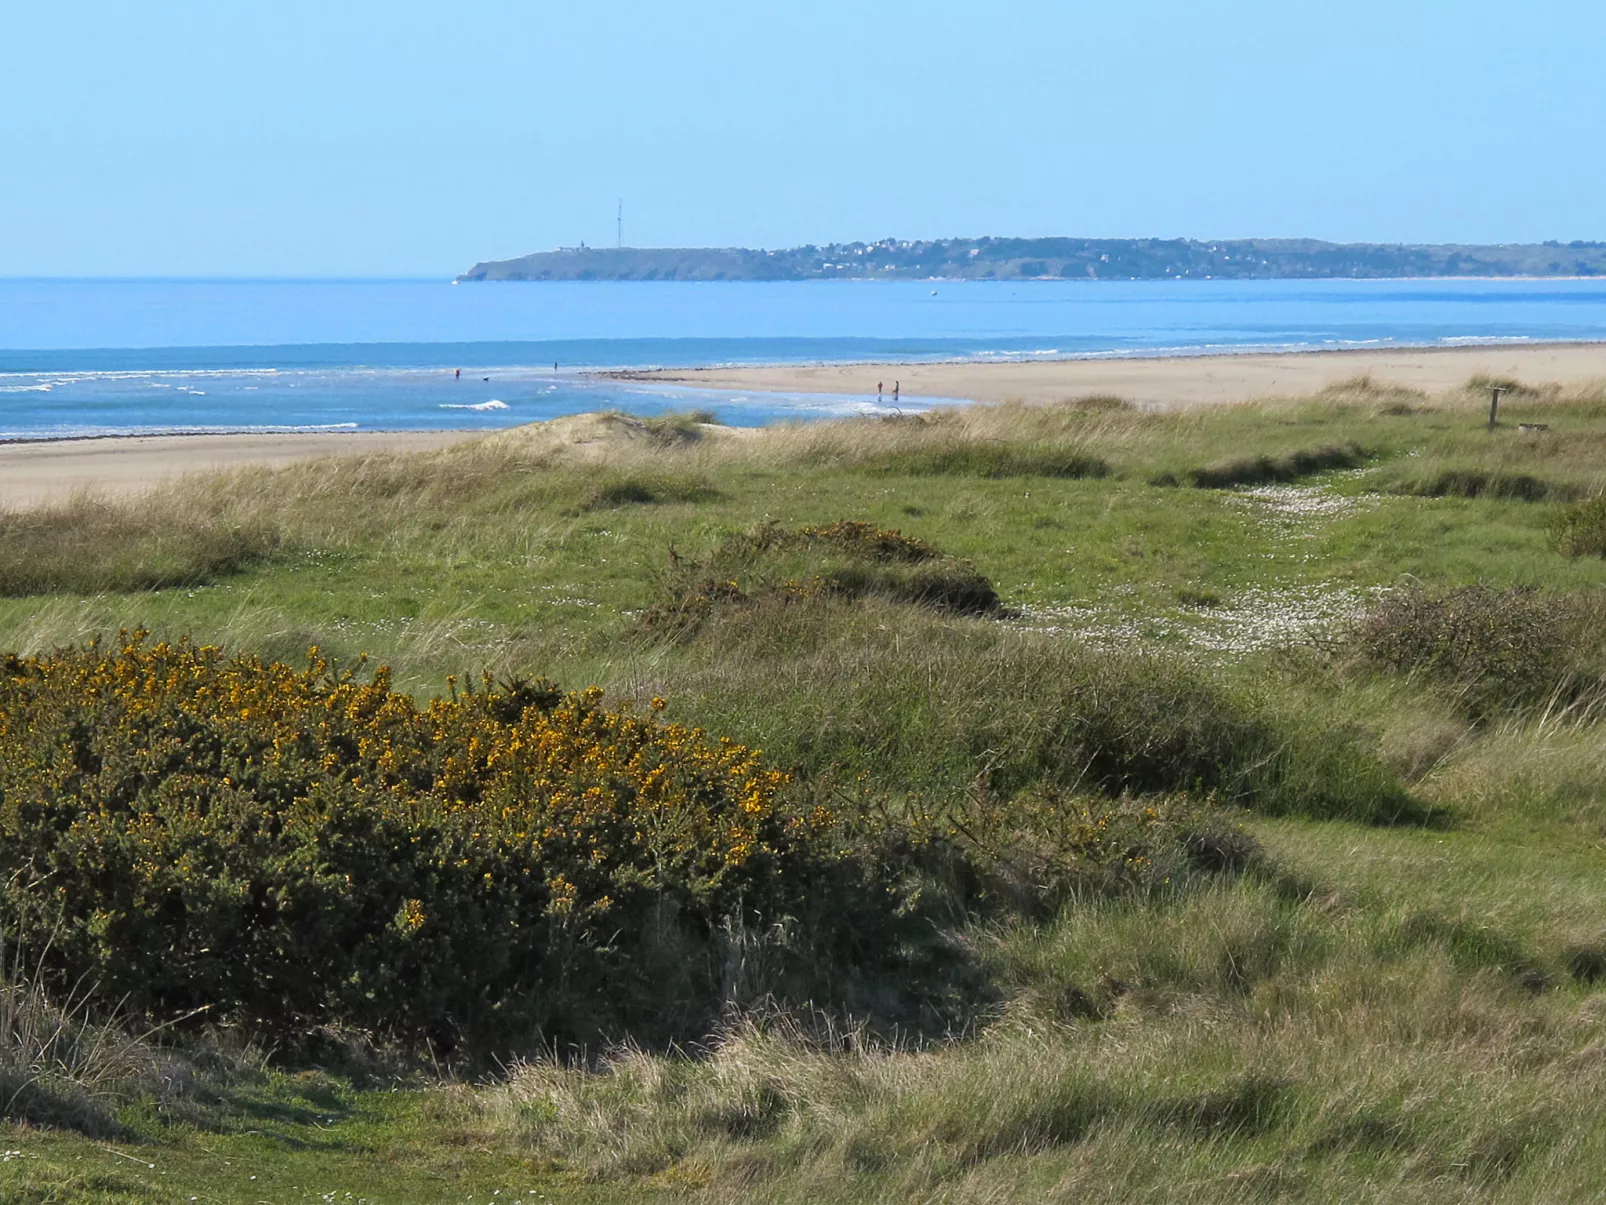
[617,199,623,249]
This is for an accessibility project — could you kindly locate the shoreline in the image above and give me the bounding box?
[600,340,1606,410]
[4,340,1605,508]
[0,426,476,449]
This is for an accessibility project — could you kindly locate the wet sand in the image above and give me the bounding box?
[0,430,483,509]
[605,342,1606,409]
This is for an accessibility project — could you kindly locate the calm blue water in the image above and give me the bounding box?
[2,277,1604,438]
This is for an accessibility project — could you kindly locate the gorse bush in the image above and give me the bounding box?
[0,635,845,1050]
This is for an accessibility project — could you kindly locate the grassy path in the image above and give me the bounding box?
[0,1087,654,1205]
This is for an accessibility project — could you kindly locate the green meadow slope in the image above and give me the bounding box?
[6,375,1606,1201]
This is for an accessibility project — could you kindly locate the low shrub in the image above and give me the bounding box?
[641,521,1004,634]
[1175,586,1223,609]
[1551,492,1606,556]
[861,444,1111,480]
[577,473,721,511]
[932,789,1255,919]
[734,519,942,563]
[1156,442,1369,489]
[1396,469,1573,503]
[1346,586,1593,719]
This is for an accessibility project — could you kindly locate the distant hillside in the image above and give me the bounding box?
[458,237,1606,282]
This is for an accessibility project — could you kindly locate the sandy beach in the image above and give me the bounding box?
[0,430,482,510]
[7,343,1606,510]
[608,342,1606,410]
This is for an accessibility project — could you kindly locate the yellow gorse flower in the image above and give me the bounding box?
[0,632,821,1043]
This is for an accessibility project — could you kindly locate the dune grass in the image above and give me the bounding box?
[0,496,279,596]
[7,375,1606,1200]
[482,893,1606,1203]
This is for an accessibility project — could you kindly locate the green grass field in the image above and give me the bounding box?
[6,374,1606,1202]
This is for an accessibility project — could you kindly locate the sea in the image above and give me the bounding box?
[2,277,1605,440]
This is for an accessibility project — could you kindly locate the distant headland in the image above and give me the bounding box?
[457,236,1606,283]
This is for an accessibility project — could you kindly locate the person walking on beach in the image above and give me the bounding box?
[893,380,900,401]
[454,368,460,379]
[878,380,883,399]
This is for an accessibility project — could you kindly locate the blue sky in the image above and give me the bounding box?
[3,0,1602,277]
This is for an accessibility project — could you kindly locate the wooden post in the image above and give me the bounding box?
[1488,386,1506,431]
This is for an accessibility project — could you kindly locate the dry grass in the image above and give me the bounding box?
[480,880,1606,1202]
[0,918,206,1138]
[1317,373,1431,406]
[1422,718,1606,834]
[711,401,1153,476]
[0,495,278,596]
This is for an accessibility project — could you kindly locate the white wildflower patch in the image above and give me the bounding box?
[1016,599,1169,646]
[1227,473,1377,537]
[1184,582,1382,653]
[326,616,507,636]
[1017,474,1385,654]
[1016,583,1381,655]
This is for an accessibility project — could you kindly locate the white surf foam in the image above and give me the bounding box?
[0,422,361,442]
[439,399,509,411]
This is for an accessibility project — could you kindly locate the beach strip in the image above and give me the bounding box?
[604,342,1606,410]
[0,430,483,510]
[6,343,1606,510]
